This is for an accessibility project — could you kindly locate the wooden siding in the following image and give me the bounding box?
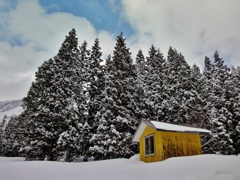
[139,127,202,163]
[139,126,163,163]
[160,131,202,160]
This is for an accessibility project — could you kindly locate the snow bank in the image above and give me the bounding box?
[0,155,239,180]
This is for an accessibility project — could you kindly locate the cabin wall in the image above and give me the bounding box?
[160,131,202,161]
[139,126,163,163]
[139,127,202,163]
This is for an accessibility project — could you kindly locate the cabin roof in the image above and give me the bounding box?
[132,120,211,142]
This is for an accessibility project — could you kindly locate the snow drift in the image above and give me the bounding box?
[0,154,239,180]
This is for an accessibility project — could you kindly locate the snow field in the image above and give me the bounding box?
[0,154,239,180]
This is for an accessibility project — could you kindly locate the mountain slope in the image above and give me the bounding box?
[0,100,23,123]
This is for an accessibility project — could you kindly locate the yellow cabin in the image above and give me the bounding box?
[132,120,211,163]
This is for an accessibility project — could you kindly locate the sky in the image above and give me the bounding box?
[0,0,240,101]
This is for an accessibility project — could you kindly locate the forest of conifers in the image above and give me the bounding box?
[0,29,239,161]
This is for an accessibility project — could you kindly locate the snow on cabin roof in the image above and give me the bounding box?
[132,120,211,142]
[150,121,211,134]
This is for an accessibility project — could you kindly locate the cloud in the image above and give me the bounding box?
[2,0,240,101]
[121,0,240,68]
[0,0,115,101]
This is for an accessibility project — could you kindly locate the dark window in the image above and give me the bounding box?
[145,134,155,155]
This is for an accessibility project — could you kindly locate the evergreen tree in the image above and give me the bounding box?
[225,67,240,154]
[89,33,138,160]
[23,29,86,161]
[164,47,180,123]
[203,52,234,155]
[57,101,80,162]
[205,107,234,154]
[211,51,230,109]
[2,116,19,157]
[87,38,104,127]
[22,58,56,160]
[0,115,6,155]
[202,56,214,111]
[201,56,215,153]
[189,64,206,128]
[135,49,148,121]
[164,47,193,124]
[52,29,88,161]
[81,38,105,158]
[12,28,240,158]
[144,46,167,121]
[79,40,91,88]
[211,51,234,154]
[23,58,60,160]
[14,112,28,157]
[73,40,91,159]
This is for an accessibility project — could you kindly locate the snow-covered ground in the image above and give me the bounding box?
[0,154,239,180]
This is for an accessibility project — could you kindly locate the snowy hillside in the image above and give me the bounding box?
[0,154,239,180]
[0,100,23,123]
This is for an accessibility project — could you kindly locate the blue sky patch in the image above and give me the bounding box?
[39,0,134,38]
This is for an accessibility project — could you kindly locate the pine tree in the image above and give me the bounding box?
[211,51,230,109]
[212,51,234,154]
[13,112,28,157]
[0,115,6,155]
[189,64,206,128]
[143,46,167,121]
[88,33,138,160]
[2,116,19,157]
[52,29,87,161]
[135,49,148,121]
[23,29,86,161]
[22,58,57,160]
[79,40,91,84]
[88,38,104,126]
[202,56,214,109]
[79,38,105,158]
[203,51,234,155]
[70,40,91,159]
[164,47,180,123]
[225,67,240,154]
[164,47,193,124]
[204,107,234,154]
[57,101,80,162]
[201,56,214,153]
